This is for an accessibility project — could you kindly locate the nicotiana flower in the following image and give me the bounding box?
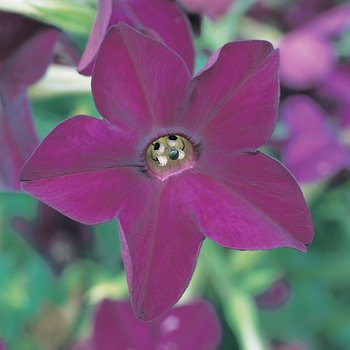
[21,23,314,320]
[278,4,350,89]
[317,65,350,127]
[78,0,194,76]
[177,0,234,20]
[255,278,291,310]
[0,11,59,191]
[13,202,94,275]
[73,299,221,350]
[281,94,350,184]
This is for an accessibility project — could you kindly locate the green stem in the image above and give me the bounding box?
[199,241,268,350]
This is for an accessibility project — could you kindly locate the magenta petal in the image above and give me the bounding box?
[157,299,222,350]
[279,32,334,90]
[78,0,194,76]
[126,0,195,74]
[20,115,145,224]
[93,299,221,349]
[77,0,112,75]
[306,4,350,39]
[185,153,313,251]
[281,95,350,183]
[118,178,204,320]
[91,23,191,135]
[0,339,6,350]
[0,90,38,191]
[183,41,279,151]
[279,4,350,90]
[1,28,59,85]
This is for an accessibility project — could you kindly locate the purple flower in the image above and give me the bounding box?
[78,0,194,76]
[279,4,350,89]
[73,298,222,350]
[281,94,350,184]
[0,11,59,191]
[255,278,291,310]
[20,24,313,320]
[0,339,6,350]
[177,0,234,20]
[317,65,350,127]
[13,202,94,275]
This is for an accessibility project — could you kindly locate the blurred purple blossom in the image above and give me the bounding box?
[317,65,350,127]
[78,0,194,76]
[0,339,6,350]
[255,278,291,310]
[74,299,222,350]
[13,202,94,275]
[0,11,59,191]
[279,4,350,89]
[21,23,313,320]
[281,94,350,184]
[177,0,234,20]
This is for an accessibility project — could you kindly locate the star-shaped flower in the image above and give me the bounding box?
[0,11,59,191]
[21,23,313,320]
[73,299,221,350]
[78,0,194,76]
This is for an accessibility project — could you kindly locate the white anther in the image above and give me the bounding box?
[154,142,165,155]
[156,156,168,167]
[177,148,185,160]
[166,135,178,147]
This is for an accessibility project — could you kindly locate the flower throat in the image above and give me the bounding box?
[146,134,195,179]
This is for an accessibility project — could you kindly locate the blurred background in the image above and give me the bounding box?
[0,0,350,349]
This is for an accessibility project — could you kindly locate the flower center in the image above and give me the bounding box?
[146,134,195,179]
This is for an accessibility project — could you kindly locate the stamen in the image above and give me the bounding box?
[178,148,185,160]
[156,156,168,167]
[153,141,165,155]
[167,135,178,147]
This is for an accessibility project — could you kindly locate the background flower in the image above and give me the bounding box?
[12,202,94,275]
[74,299,222,350]
[78,0,195,76]
[0,11,59,191]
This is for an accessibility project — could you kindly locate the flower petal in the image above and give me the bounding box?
[92,299,221,350]
[281,95,350,183]
[158,299,222,350]
[0,89,38,191]
[279,32,334,90]
[20,115,145,224]
[183,41,279,152]
[77,0,112,75]
[118,177,204,320]
[184,152,313,251]
[1,28,59,85]
[126,0,194,74]
[78,0,194,76]
[93,299,152,348]
[91,23,192,135]
[305,4,350,39]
